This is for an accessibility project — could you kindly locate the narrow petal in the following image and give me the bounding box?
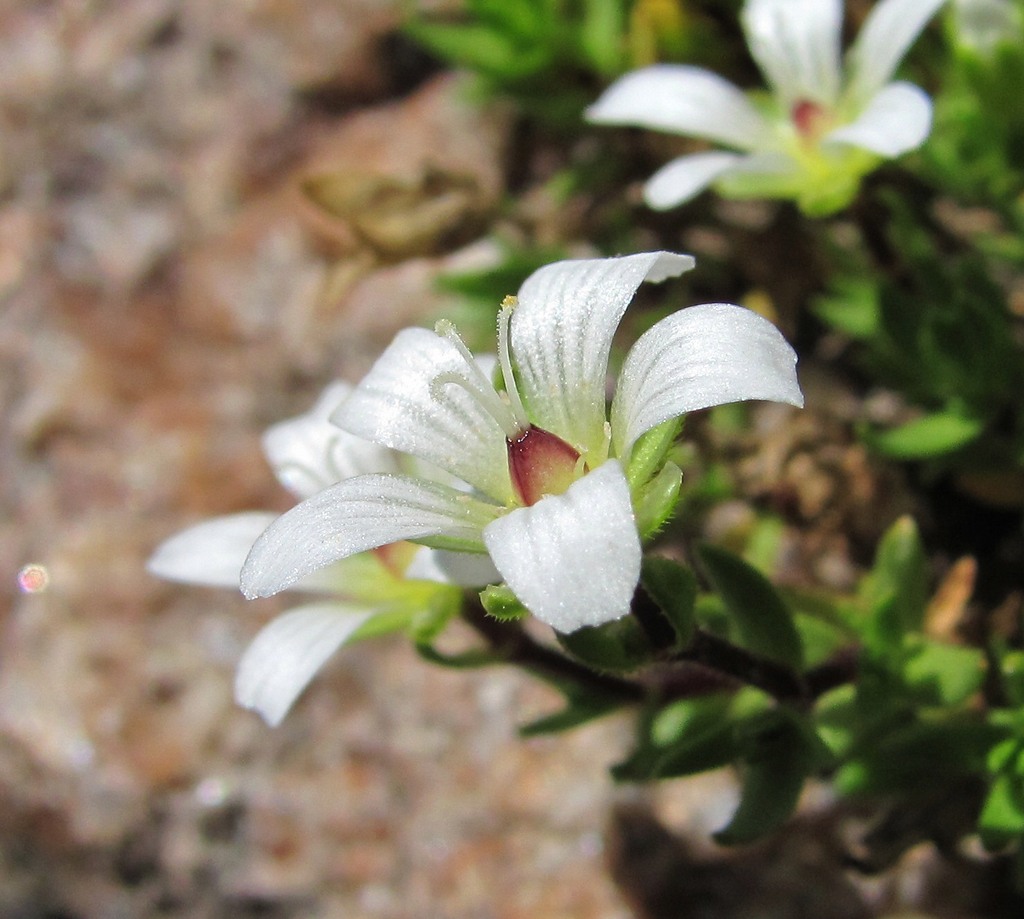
[844,0,947,105]
[483,461,641,633]
[148,512,277,588]
[235,602,375,726]
[332,328,512,503]
[826,81,933,156]
[585,65,771,150]
[612,303,803,457]
[240,473,499,599]
[643,152,744,210]
[263,381,397,498]
[511,252,695,460]
[742,0,844,107]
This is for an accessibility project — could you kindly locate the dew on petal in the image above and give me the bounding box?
[17,563,49,593]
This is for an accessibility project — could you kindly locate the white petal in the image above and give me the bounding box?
[240,474,498,599]
[332,328,512,503]
[483,461,641,633]
[263,381,397,498]
[148,512,277,588]
[404,547,501,588]
[235,602,374,726]
[643,152,745,210]
[826,82,933,156]
[742,0,844,107]
[585,65,771,149]
[612,303,803,457]
[844,0,947,105]
[511,252,695,460]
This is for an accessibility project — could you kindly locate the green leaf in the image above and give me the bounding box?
[557,615,654,672]
[697,543,804,670]
[519,694,621,736]
[713,711,823,845]
[862,409,986,460]
[980,772,1024,838]
[861,515,929,649]
[902,637,986,707]
[416,642,501,669]
[640,556,696,648]
[579,0,627,75]
[813,278,881,339]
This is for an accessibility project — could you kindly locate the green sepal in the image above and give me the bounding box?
[640,555,696,649]
[479,583,529,621]
[861,409,986,460]
[626,417,682,489]
[697,543,804,670]
[557,615,655,673]
[713,710,828,845]
[633,462,683,539]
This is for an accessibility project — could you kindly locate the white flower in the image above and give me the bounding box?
[952,0,1020,52]
[586,0,948,215]
[148,383,484,726]
[240,252,803,635]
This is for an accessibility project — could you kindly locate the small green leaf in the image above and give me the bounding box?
[861,515,929,648]
[557,615,654,672]
[698,543,804,670]
[980,772,1024,837]
[813,278,881,339]
[714,712,822,845]
[519,695,621,736]
[862,409,986,460]
[640,556,696,648]
[902,637,986,707]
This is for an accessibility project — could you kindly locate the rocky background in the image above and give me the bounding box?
[1,3,1014,918]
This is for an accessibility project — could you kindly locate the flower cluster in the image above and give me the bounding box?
[586,0,948,215]
[240,252,803,635]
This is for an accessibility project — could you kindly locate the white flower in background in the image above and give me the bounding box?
[148,383,486,726]
[952,0,1020,52]
[241,252,803,634]
[586,0,948,215]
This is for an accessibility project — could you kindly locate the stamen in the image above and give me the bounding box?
[497,297,530,429]
[434,319,525,439]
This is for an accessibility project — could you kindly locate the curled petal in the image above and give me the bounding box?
[483,461,641,633]
[235,603,375,726]
[612,303,803,457]
[826,81,933,156]
[585,65,771,150]
[263,381,397,498]
[333,328,513,503]
[742,0,844,106]
[240,474,498,599]
[644,152,744,210]
[512,252,694,460]
[844,0,947,105]
[148,512,277,589]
